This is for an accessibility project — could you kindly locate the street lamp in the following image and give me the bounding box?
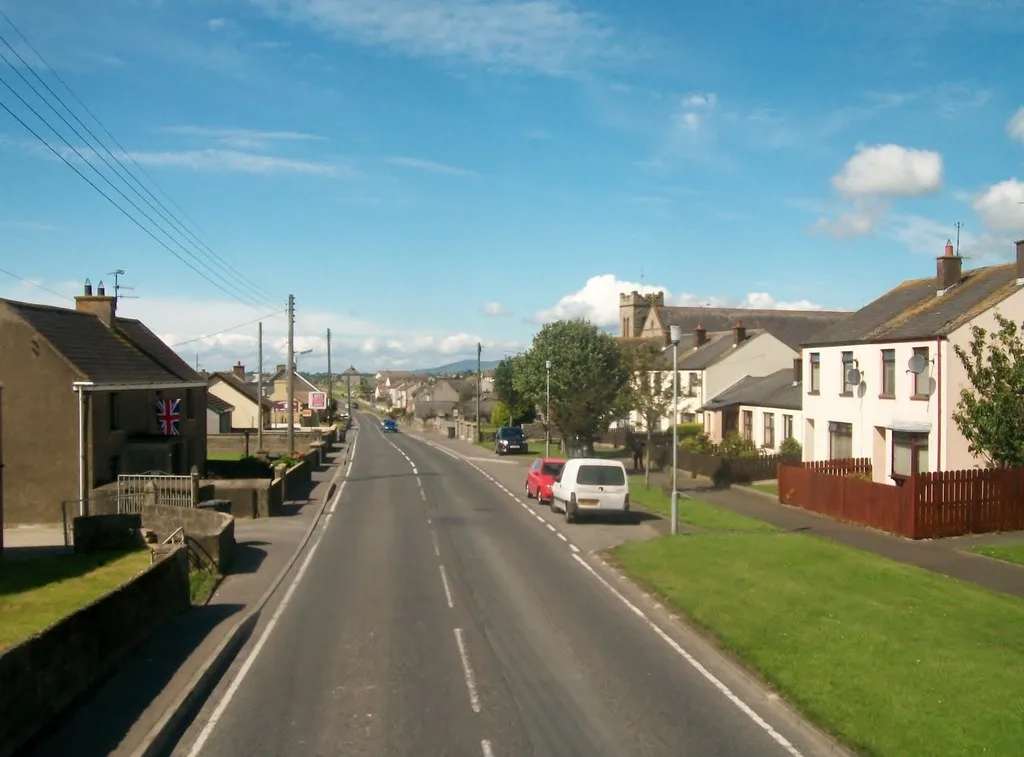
[545,359,552,458]
[662,325,682,535]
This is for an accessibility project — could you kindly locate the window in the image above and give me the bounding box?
[892,431,929,478]
[742,410,753,441]
[912,346,930,397]
[109,392,120,430]
[809,353,820,393]
[841,351,855,394]
[783,414,794,440]
[763,413,775,448]
[577,465,626,486]
[828,421,853,460]
[881,349,896,397]
[681,412,696,423]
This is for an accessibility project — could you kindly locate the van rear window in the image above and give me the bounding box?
[576,465,625,486]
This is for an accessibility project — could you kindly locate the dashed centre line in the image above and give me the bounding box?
[453,628,481,714]
[439,564,454,609]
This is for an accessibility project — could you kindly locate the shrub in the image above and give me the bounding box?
[681,432,715,454]
[677,422,703,439]
[717,432,757,458]
[778,436,802,461]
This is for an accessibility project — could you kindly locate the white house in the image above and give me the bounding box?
[700,362,803,452]
[208,371,271,431]
[801,239,1024,483]
[206,394,233,435]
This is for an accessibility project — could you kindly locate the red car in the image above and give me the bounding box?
[525,457,568,504]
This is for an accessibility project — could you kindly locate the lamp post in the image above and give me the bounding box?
[662,325,682,535]
[545,359,551,458]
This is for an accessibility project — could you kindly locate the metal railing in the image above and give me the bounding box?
[117,472,196,514]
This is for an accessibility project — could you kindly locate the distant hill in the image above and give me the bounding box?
[414,358,501,374]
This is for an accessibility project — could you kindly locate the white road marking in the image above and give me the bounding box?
[556,532,568,542]
[186,536,325,756]
[569,544,580,553]
[570,553,804,757]
[432,532,441,557]
[439,565,454,608]
[453,628,482,713]
[545,523,556,533]
[481,739,495,757]
[412,466,418,475]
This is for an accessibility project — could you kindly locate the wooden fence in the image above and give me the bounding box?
[778,461,1024,539]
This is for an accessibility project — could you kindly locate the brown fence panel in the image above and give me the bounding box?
[916,467,1024,538]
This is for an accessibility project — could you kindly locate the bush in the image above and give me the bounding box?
[681,432,715,454]
[717,432,757,458]
[677,422,703,439]
[778,436,802,461]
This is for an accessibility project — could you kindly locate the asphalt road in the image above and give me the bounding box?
[172,413,841,757]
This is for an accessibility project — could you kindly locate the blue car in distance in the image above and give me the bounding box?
[382,418,398,433]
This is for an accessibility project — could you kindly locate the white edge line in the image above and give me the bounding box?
[439,564,455,608]
[481,739,495,757]
[453,628,482,713]
[569,553,804,757]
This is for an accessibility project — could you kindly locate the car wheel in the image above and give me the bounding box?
[525,481,533,499]
[565,496,577,523]
[549,495,557,513]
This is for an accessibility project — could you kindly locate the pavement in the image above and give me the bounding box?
[168,412,848,757]
[22,442,353,757]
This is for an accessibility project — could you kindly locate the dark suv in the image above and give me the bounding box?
[494,426,528,455]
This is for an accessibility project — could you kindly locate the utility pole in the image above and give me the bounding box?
[286,294,295,455]
[476,342,482,443]
[0,382,5,553]
[257,321,264,452]
[326,328,333,419]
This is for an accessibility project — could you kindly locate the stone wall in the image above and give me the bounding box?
[201,478,282,519]
[0,547,189,757]
[140,504,235,574]
[206,428,335,457]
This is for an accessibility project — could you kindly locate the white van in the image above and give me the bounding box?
[549,458,630,523]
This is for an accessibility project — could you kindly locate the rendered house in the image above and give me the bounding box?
[700,362,803,452]
[207,366,272,431]
[207,394,234,434]
[801,239,1024,482]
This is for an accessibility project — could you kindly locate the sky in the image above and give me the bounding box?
[1,0,1024,373]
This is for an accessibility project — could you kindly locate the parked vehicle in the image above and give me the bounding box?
[494,426,528,455]
[382,418,398,433]
[549,458,630,523]
[525,457,568,504]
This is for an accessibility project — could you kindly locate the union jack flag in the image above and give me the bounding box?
[156,398,181,436]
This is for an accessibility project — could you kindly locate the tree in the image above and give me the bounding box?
[952,312,1024,468]
[515,319,630,454]
[492,356,530,425]
[621,340,673,486]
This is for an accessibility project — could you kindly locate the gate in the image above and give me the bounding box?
[117,472,196,514]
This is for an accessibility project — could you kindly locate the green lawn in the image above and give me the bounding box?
[750,481,778,496]
[969,543,1024,566]
[610,533,1024,757]
[189,568,219,605]
[0,550,152,651]
[628,477,777,532]
[207,451,245,461]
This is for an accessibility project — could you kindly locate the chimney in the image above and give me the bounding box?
[732,320,746,346]
[793,357,803,385]
[1016,239,1024,282]
[276,364,286,373]
[936,239,963,293]
[694,324,707,347]
[232,361,246,380]
[75,278,116,327]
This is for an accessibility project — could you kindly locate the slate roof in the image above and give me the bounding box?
[207,394,234,414]
[804,262,1023,346]
[209,371,274,409]
[3,299,201,385]
[700,368,802,412]
[655,307,851,350]
[677,330,756,370]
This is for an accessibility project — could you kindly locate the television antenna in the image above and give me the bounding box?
[107,269,137,303]
[954,222,962,256]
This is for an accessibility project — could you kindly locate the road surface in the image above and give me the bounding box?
[172,413,840,757]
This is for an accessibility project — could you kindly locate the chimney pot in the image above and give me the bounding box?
[1016,239,1024,281]
[83,279,92,296]
[694,323,707,347]
[75,278,116,326]
[936,240,963,292]
[732,320,746,346]
[96,280,105,296]
[232,361,246,380]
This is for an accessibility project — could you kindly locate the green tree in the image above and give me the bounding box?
[492,356,531,424]
[515,319,630,455]
[952,312,1024,468]
[621,340,673,486]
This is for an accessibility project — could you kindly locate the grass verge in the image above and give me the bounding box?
[969,543,1024,566]
[628,477,777,532]
[750,481,778,496]
[188,568,220,605]
[610,533,1024,757]
[0,550,151,651]
[207,451,245,461]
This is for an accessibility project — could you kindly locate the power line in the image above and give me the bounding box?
[0,266,70,301]
[170,309,286,348]
[0,11,279,309]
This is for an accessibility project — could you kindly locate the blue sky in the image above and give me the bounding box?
[1,0,1024,372]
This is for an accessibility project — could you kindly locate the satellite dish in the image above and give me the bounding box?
[907,354,927,375]
[845,367,862,386]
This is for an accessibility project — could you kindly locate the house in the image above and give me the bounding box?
[413,378,477,419]
[267,363,320,426]
[801,239,1024,483]
[207,395,234,434]
[0,281,207,525]
[700,362,803,452]
[207,366,272,431]
[374,370,414,402]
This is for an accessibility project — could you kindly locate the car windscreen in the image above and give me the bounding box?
[499,428,525,440]
[541,462,565,476]
[576,465,626,486]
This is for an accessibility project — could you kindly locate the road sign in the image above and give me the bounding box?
[301,409,313,418]
[308,391,327,410]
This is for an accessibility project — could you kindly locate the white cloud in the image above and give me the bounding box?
[972,179,1024,233]
[162,125,326,150]
[207,18,229,31]
[62,145,351,177]
[832,144,943,198]
[885,213,1015,264]
[534,274,823,327]
[249,0,620,76]
[681,93,718,109]
[673,92,718,133]
[483,301,509,316]
[385,156,478,177]
[1009,107,1024,144]
[812,201,888,239]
